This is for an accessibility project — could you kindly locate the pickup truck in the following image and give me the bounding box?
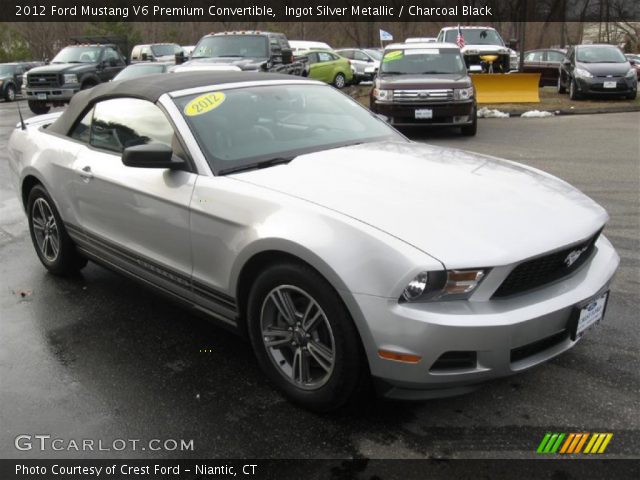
[24,42,127,114]
[180,31,307,76]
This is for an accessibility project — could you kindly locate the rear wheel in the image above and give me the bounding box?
[28,100,50,115]
[247,262,365,411]
[333,73,346,89]
[4,84,16,102]
[27,185,87,275]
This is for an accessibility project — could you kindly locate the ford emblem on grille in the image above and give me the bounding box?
[38,78,46,82]
[564,246,588,267]
[418,92,429,98]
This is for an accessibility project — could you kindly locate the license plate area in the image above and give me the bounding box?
[603,81,617,89]
[415,109,433,119]
[569,291,609,340]
[37,93,47,100]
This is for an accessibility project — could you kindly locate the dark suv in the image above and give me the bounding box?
[0,63,32,101]
[183,31,306,75]
[25,43,126,114]
[558,44,637,100]
[370,42,477,136]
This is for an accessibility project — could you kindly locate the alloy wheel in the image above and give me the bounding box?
[31,198,60,262]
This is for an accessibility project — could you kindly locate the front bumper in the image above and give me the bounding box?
[25,86,79,103]
[575,76,637,95]
[353,235,619,400]
[371,100,475,127]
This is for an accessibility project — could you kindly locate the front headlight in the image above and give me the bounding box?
[625,68,637,79]
[401,269,487,302]
[373,88,393,101]
[63,74,78,84]
[454,86,474,100]
[574,67,593,79]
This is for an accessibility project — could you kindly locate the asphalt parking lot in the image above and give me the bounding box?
[0,100,638,461]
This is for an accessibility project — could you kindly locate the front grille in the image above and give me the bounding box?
[27,73,60,88]
[511,329,569,364]
[393,89,454,102]
[493,230,601,298]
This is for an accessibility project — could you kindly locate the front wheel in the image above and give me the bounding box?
[247,262,365,411]
[4,84,16,101]
[557,75,566,94]
[27,185,87,275]
[569,78,582,100]
[333,73,346,89]
[28,100,50,115]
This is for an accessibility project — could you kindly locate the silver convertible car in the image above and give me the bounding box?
[9,72,618,411]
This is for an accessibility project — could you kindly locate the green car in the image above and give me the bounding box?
[301,49,353,89]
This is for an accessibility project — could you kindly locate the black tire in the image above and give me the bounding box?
[569,78,582,100]
[247,262,365,412]
[333,73,346,89]
[460,107,478,136]
[81,81,96,90]
[28,100,50,115]
[4,84,16,102]
[557,74,566,94]
[27,185,87,275]
[626,91,637,100]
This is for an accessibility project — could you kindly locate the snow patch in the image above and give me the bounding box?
[477,107,509,118]
[521,110,555,118]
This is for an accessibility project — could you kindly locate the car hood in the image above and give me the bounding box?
[577,61,631,76]
[377,73,471,89]
[28,63,96,74]
[183,57,267,71]
[232,141,607,268]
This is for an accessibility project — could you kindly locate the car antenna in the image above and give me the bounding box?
[16,98,26,130]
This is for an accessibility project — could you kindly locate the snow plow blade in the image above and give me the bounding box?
[471,73,541,104]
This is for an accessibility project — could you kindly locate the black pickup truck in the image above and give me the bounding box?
[25,38,127,114]
[180,31,307,75]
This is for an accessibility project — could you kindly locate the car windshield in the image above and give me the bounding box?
[577,46,626,63]
[151,44,181,57]
[175,83,402,174]
[0,65,16,75]
[364,49,382,61]
[191,35,268,59]
[52,46,102,63]
[380,49,466,75]
[445,29,504,46]
[114,64,166,81]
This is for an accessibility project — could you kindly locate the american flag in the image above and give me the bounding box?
[456,25,465,49]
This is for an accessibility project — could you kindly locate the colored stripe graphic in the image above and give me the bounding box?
[538,433,613,454]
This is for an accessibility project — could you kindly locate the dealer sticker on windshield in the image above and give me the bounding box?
[184,92,226,117]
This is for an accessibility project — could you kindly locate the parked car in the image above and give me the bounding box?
[625,54,640,75]
[523,48,566,87]
[558,44,637,99]
[130,43,183,63]
[113,62,174,81]
[289,40,332,54]
[300,50,353,88]
[0,63,28,101]
[335,48,382,83]
[8,72,619,411]
[370,42,477,135]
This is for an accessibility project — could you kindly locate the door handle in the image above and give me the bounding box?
[79,166,93,181]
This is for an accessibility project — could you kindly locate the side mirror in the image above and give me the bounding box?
[508,39,518,50]
[281,48,293,64]
[122,144,185,169]
[175,51,185,65]
[562,58,571,66]
[141,53,148,61]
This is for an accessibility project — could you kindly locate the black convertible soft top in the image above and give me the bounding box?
[48,71,301,135]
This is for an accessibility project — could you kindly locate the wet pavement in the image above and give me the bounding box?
[1,100,638,460]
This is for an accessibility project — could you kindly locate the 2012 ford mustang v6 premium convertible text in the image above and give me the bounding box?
[9,72,618,411]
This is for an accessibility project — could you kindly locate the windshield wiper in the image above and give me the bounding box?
[219,157,293,175]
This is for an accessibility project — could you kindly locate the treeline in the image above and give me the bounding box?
[1,20,637,62]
